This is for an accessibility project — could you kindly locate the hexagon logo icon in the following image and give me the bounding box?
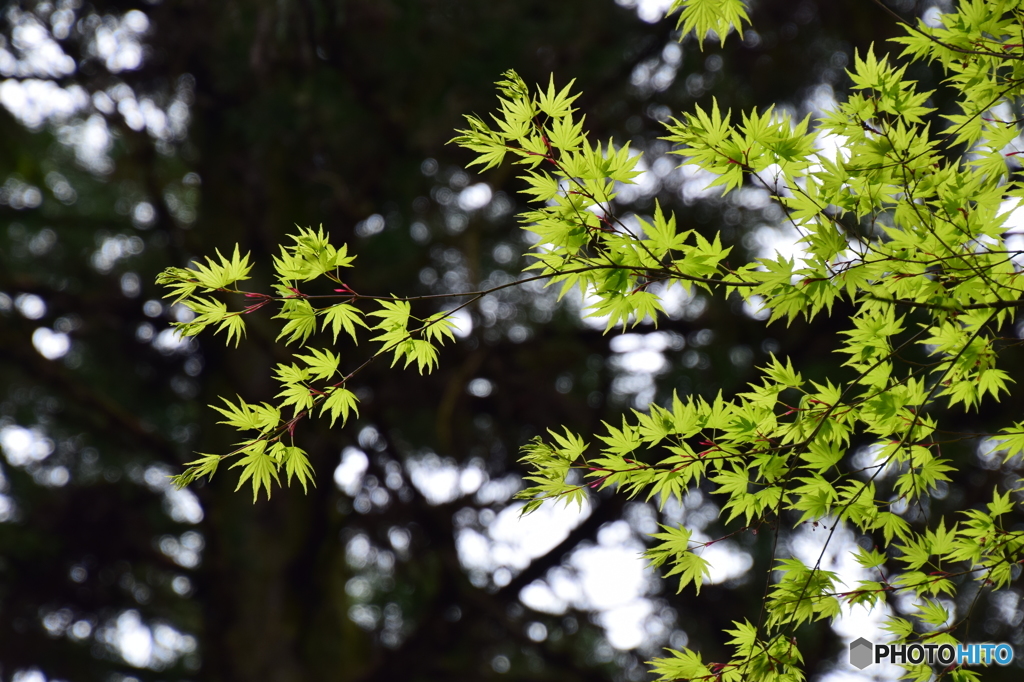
[850,637,874,670]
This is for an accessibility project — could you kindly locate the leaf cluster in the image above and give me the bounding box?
[157,226,460,499]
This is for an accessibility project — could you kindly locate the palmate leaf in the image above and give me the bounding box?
[269,442,315,493]
[495,93,535,142]
[639,200,689,258]
[319,387,359,427]
[586,289,664,331]
[875,511,911,544]
[646,468,692,508]
[156,266,199,305]
[388,338,439,374]
[649,648,712,682]
[273,226,357,282]
[799,438,844,473]
[916,598,949,627]
[215,312,247,347]
[535,74,579,119]
[320,303,366,343]
[664,550,712,595]
[369,299,412,351]
[647,522,688,565]
[172,454,221,488]
[644,524,713,594]
[596,417,642,456]
[178,296,228,336]
[668,0,750,48]
[295,347,341,381]
[188,244,254,290]
[422,311,459,345]
[284,447,314,493]
[211,396,265,431]
[987,488,1014,517]
[583,139,642,183]
[520,171,561,202]
[450,114,509,171]
[230,441,280,503]
[274,362,314,414]
[665,97,734,165]
[547,427,589,461]
[547,113,585,152]
[275,299,318,345]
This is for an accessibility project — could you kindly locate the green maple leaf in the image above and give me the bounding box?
[320,387,359,427]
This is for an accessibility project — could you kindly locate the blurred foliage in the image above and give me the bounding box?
[3,1,1023,681]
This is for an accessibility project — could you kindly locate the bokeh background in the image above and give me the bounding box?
[2,0,1023,681]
